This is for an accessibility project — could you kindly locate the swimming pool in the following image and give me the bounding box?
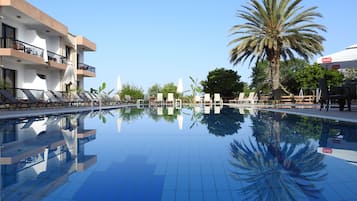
[1,106,357,201]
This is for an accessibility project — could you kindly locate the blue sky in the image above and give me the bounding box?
[28,0,357,93]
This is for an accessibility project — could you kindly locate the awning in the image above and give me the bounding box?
[317,44,357,69]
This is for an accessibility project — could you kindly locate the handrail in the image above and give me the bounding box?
[47,50,67,64]
[78,63,96,73]
[0,37,44,59]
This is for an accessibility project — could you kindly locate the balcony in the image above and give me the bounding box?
[0,37,69,70]
[0,37,45,65]
[77,63,96,77]
[47,51,67,70]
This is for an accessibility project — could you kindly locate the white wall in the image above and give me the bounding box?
[3,59,61,91]
[46,36,61,54]
[78,51,84,63]
[1,17,86,93]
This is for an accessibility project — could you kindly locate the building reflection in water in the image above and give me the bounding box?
[0,112,97,201]
[318,121,357,164]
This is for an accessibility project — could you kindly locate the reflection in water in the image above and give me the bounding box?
[201,106,244,136]
[117,106,245,136]
[0,112,97,201]
[2,107,357,200]
[319,121,357,164]
[230,111,327,201]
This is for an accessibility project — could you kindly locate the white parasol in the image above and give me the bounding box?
[177,78,183,94]
[63,61,75,85]
[117,75,122,92]
[299,88,304,98]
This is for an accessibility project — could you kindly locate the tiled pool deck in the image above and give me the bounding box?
[266,107,357,123]
[227,103,357,123]
[0,104,135,120]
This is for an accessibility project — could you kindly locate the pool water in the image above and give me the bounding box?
[1,106,357,201]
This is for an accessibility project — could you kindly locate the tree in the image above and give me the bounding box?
[280,59,308,95]
[161,82,177,99]
[296,63,344,92]
[343,68,357,80]
[189,76,202,98]
[250,61,271,95]
[324,68,344,87]
[147,84,162,97]
[229,0,326,101]
[251,59,311,95]
[295,63,324,91]
[119,84,144,100]
[201,68,244,98]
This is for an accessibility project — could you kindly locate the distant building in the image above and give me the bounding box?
[0,0,96,93]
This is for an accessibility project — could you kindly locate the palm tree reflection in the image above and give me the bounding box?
[230,112,326,201]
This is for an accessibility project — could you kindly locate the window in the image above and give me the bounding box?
[2,23,16,48]
[0,68,16,90]
[77,53,79,69]
[65,46,71,60]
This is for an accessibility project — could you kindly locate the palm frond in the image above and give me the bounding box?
[229,0,326,66]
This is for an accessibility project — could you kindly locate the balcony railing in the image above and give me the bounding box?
[47,51,67,64]
[0,37,44,59]
[78,63,96,73]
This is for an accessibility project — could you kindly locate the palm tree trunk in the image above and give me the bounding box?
[270,56,281,101]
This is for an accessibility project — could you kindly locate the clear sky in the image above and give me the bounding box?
[27,0,357,93]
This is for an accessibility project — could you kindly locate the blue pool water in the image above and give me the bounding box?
[1,106,357,201]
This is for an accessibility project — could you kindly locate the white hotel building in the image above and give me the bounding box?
[0,0,96,95]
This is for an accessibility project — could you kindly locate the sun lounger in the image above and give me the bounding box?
[69,92,87,106]
[194,95,202,104]
[203,93,211,105]
[0,89,30,108]
[166,93,174,106]
[21,89,49,107]
[229,92,245,104]
[156,93,164,106]
[82,92,99,106]
[44,91,63,106]
[79,92,91,102]
[213,93,223,105]
[241,92,256,104]
[51,91,71,104]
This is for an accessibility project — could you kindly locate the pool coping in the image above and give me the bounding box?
[0,104,136,119]
[226,103,357,123]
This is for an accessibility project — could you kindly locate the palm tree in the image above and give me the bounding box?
[228,0,326,100]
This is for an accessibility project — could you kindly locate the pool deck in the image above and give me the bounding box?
[227,103,357,123]
[265,107,357,123]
